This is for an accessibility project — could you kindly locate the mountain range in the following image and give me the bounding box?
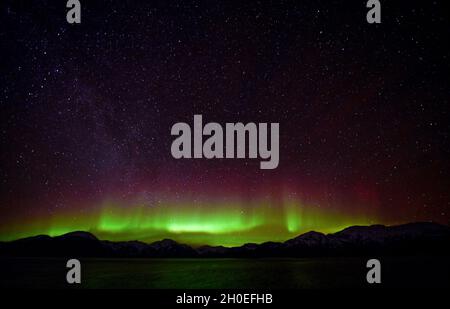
[0,222,449,258]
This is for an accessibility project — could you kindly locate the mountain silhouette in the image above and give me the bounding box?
[0,222,448,258]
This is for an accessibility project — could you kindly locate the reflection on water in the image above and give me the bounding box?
[1,257,448,288]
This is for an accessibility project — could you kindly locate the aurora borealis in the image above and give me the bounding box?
[0,1,449,247]
[0,195,377,246]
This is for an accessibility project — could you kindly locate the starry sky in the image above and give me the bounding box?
[0,0,449,246]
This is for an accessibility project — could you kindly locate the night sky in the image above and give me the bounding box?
[0,0,449,246]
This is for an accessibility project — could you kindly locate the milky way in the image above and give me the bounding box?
[0,1,449,245]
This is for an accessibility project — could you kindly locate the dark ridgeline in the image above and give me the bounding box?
[0,222,449,258]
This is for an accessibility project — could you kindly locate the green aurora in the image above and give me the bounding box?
[0,198,377,246]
